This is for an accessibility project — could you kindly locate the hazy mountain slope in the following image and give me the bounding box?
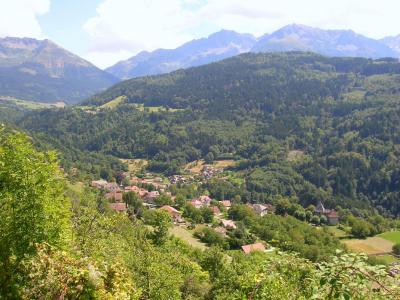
[381,34,400,57]
[106,30,256,79]
[252,24,397,58]
[0,37,119,103]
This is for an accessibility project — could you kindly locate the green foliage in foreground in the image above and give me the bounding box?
[1,129,399,299]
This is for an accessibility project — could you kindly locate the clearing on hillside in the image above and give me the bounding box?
[287,150,305,162]
[100,95,127,108]
[169,226,208,250]
[343,237,394,255]
[120,159,148,173]
[185,159,236,174]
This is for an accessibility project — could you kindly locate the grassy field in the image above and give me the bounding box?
[169,226,208,250]
[100,96,127,108]
[375,254,400,265]
[326,226,350,239]
[343,237,394,255]
[128,103,184,112]
[0,96,56,109]
[377,231,400,244]
[185,159,237,174]
[120,159,148,173]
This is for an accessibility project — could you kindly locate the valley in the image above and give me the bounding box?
[2,30,400,299]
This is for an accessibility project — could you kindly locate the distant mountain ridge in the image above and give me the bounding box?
[0,37,118,103]
[252,24,397,58]
[106,30,256,79]
[107,24,400,80]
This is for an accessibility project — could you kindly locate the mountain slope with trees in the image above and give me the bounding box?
[17,52,400,217]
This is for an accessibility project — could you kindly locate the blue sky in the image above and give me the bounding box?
[1,0,400,68]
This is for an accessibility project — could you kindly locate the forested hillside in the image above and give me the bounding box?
[17,52,400,217]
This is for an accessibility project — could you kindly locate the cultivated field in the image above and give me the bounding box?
[343,237,394,255]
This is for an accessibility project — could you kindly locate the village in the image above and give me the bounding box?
[90,162,340,255]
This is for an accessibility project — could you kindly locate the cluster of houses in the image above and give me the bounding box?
[201,165,222,179]
[91,178,167,212]
[91,178,340,257]
[169,175,189,185]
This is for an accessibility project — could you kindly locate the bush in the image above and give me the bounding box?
[393,243,400,255]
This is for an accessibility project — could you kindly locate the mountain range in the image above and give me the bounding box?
[0,37,118,103]
[106,30,256,79]
[2,24,400,104]
[107,24,400,79]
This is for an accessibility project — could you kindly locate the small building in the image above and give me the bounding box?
[220,200,232,210]
[109,202,127,213]
[214,226,227,236]
[104,182,121,193]
[326,210,339,225]
[144,191,160,204]
[91,179,108,189]
[315,201,339,225]
[188,199,204,209]
[160,205,182,223]
[199,195,212,206]
[221,219,236,230]
[210,206,221,216]
[105,191,123,202]
[252,204,268,216]
[241,242,266,254]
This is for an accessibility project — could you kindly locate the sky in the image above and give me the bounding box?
[1,0,400,68]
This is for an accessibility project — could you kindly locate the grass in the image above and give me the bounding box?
[120,159,148,173]
[343,237,394,255]
[377,231,400,244]
[129,103,184,112]
[375,254,400,265]
[100,96,127,108]
[0,96,56,109]
[185,159,237,174]
[326,226,350,239]
[169,226,208,250]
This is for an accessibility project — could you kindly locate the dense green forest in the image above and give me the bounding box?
[13,52,400,218]
[1,128,399,299]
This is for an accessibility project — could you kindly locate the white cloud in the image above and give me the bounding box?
[84,0,400,68]
[83,0,195,68]
[0,0,50,38]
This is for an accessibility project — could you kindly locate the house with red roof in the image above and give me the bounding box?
[315,202,339,225]
[160,205,182,223]
[105,191,123,202]
[241,242,266,254]
[221,219,236,230]
[210,206,221,216]
[219,200,231,210]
